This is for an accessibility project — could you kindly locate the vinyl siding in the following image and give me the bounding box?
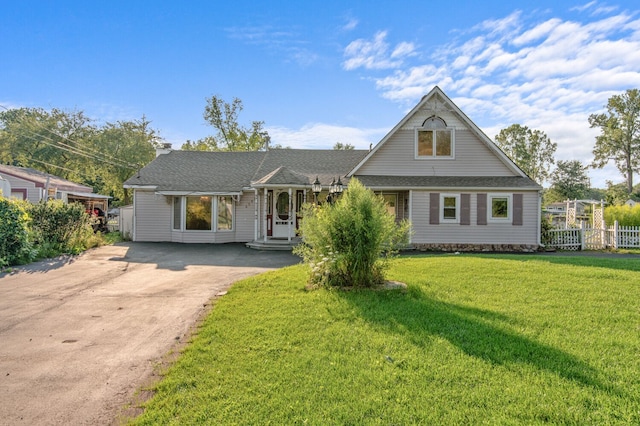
[235,192,256,242]
[133,190,172,242]
[411,190,539,245]
[1,174,41,202]
[358,128,513,177]
[136,191,255,243]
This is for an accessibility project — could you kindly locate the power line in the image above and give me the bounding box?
[0,104,150,170]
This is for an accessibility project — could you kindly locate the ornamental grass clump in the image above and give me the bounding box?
[294,178,410,288]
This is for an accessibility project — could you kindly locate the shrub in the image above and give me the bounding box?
[0,197,35,267]
[294,178,410,288]
[26,200,94,256]
[604,204,640,226]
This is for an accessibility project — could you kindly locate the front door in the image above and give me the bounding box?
[273,190,293,238]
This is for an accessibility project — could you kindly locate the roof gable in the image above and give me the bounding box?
[348,86,528,180]
[253,166,310,186]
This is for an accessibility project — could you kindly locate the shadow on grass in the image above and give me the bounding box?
[341,286,617,394]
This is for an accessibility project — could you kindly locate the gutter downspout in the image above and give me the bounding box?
[288,187,292,243]
[537,190,542,247]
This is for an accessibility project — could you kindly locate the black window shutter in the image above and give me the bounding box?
[513,193,523,226]
[477,193,487,225]
[460,193,470,225]
[429,193,439,225]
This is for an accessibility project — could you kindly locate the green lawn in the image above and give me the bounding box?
[130,254,640,425]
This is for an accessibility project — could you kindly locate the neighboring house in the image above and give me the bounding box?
[0,164,110,210]
[124,87,542,251]
[0,175,10,198]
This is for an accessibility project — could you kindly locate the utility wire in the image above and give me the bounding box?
[0,104,148,170]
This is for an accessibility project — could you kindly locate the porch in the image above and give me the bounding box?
[246,237,302,251]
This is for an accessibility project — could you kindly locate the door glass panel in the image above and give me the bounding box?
[277,192,290,220]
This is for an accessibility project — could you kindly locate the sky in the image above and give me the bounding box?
[2,0,639,188]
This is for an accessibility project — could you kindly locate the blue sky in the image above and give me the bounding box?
[2,0,639,188]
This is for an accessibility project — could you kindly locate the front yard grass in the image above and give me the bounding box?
[131,254,640,425]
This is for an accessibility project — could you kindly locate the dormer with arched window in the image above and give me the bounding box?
[415,115,455,159]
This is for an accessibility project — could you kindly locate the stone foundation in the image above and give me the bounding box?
[411,243,540,253]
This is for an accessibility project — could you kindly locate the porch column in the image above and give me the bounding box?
[253,188,259,242]
[263,187,268,243]
[288,187,292,243]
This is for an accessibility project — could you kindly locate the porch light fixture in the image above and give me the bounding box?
[335,176,343,195]
[312,176,322,204]
[327,177,344,205]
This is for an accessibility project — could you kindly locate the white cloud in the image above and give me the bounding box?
[343,31,416,70]
[343,5,640,187]
[342,18,359,31]
[266,123,387,150]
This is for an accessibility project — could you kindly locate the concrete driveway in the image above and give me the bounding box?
[0,242,299,425]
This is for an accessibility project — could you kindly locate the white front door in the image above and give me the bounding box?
[273,190,293,238]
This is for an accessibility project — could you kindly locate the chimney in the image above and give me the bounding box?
[156,142,173,157]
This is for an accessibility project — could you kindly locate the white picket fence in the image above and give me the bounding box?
[544,221,640,250]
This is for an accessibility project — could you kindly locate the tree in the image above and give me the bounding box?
[293,178,410,288]
[333,142,355,150]
[494,124,557,183]
[545,160,590,203]
[181,95,270,151]
[604,181,630,206]
[0,107,160,205]
[589,89,640,194]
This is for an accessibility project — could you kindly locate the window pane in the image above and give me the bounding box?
[443,196,457,219]
[217,196,233,230]
[186,196,212,230]
[418,130,433,156]
[492,197,509,218]
[435,130,451,156]
[277,192,290,220]
[173,197,181,230]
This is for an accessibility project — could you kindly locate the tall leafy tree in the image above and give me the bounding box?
[0,107,160,205]
[494,124,557,183]
[87,117,160,204]
[545,160,590,204]
[181,95,270,151]
[589,88,640,194]
[0,107,94,181]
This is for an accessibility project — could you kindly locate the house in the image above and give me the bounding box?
[0,164,110,211]
[124,87,542,251]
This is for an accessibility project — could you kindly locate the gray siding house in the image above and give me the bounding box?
[124,87,542,251]
[0,164,110,208]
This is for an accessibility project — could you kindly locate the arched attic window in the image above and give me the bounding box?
[416,115,454,158]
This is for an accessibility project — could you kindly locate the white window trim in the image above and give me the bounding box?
[414,127,456,160]
[216,196,235,232]
[488,193,512,223]
[172,196,183,231]
[440,193,460,224]
[177,195,237,232]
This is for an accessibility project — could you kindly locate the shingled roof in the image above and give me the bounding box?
[124,149,369,193]
[354,175,541,190]
[0,164,93,192]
